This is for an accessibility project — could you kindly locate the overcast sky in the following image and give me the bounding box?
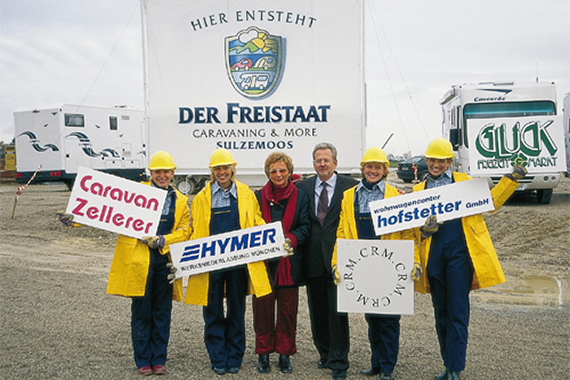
[1,0,569,156]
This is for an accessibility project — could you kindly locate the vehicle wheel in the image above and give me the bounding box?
[174,177,195,195]
[244,66,249,71]
[537,189,553,204]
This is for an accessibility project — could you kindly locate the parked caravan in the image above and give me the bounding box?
[14,104,146,189]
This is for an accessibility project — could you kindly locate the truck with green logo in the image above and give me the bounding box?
[440,81,567,204]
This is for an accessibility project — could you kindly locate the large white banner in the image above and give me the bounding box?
[169,222,286,277]
[337,240,414,315]
[467,115,567,175]
[370,178,494,235]
[65,167,166,239]
[143,0,364,176]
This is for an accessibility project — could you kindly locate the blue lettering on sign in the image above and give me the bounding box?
[178,104,331,124]
[376,201,463,229]
[180,227,278,262]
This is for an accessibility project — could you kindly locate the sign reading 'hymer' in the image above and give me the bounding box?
[169,222,286,278]
[337,240,414,315]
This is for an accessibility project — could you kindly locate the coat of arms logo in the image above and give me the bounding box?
[225,27,284,99]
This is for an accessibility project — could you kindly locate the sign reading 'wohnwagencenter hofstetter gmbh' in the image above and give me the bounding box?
[370,178,495,236]
[467,115,567,175]
[169,222,286,278]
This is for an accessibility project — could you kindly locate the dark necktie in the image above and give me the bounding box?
[317,182,328,226]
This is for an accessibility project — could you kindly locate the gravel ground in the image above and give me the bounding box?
[1,175,569,380]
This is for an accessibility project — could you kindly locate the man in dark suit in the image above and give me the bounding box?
[297,142,358,380]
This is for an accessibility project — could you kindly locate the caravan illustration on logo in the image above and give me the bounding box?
[225,27,283,98]
[17,131,60,152]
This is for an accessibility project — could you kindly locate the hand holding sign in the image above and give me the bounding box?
[65,167,166,239]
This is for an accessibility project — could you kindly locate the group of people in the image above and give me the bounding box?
[60,138,526,380]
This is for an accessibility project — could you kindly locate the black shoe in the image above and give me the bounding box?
[227,367,240,374]
[213,367,227,375]
[434,369,447,380]
[257,354,271,373]
[447,371,461,380]
[279,354,292,373]
[318,358,328,369]
[332,369,347,380]
[360,367,381,376]
[380,372,395,380]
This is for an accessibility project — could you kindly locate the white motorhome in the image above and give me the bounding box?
[440,81,566,204]
[562,92,570,177]
[14,104,146,188]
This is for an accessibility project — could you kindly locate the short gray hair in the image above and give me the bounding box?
[312,142,338,161]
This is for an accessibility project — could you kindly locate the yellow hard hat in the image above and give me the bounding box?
[425,137,455,159]
[360,146,389,166]
[148,150,176,171]
[209,148,237,168]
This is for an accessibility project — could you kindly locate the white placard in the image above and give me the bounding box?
[370,178,494,235]
[337,240,414,315]
[65,166,166,239]
[169,222,286,277]
[467,115,567,175]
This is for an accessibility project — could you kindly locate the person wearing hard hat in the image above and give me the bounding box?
[413,138,526,380]
[59,150,191,376]
[252,152,311,374]
[184,148,274,376]
[331,147,415,380]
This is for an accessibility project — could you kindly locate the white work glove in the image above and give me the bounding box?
[283,238,294,256]
[166,263,177,284]
[57,211,74,227]
[411,262,423,281]
[141,235,165,250]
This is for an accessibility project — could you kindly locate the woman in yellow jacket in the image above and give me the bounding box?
[185,148,272,375]
[413,138,525,380]
[62,151,191,376]
[332,147,415,380]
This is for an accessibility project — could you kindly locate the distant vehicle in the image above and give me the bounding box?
[232,58,252,71]
[397,155,428,183]
[14,104,146,189]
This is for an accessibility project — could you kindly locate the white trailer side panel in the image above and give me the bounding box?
[143,0,365,182]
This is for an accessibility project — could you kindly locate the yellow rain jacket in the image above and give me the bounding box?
[332,182,416,267]
[413,172,518,294]
[107,183,191,301]
[185,180,272,306]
